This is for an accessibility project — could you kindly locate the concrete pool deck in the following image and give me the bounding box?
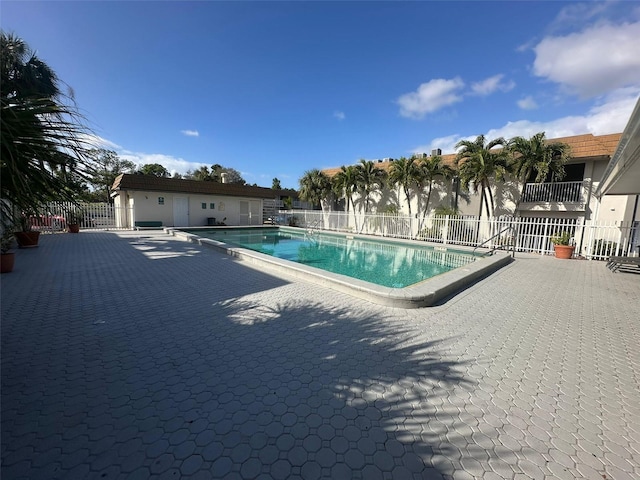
[2,230,639,479]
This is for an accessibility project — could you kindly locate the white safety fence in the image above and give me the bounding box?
[279,210,639,260]
[30,202,133,232]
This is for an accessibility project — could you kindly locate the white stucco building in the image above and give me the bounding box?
[110,174,300,228]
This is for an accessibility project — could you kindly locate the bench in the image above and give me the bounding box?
[134,221,163,230]
[607,256,640,273]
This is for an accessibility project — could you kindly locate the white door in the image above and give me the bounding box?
[250,201,261,225]
[173,197,189,226]
[239,201,249,225]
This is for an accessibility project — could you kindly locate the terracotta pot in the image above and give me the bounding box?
[1,252,15,273]
[554,244,575,259]
[68,224,80,233]
[15,231,40,248]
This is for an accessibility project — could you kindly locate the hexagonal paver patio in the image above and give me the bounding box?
[2,230,639,479]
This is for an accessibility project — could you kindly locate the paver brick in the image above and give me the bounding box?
[2,231,639,480]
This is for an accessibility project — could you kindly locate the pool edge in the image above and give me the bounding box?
[165,227,512,308]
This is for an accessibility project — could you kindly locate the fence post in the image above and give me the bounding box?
[542,218,550,255]
[443,215,449,245]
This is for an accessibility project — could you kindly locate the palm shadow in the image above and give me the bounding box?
[206,297,474,478]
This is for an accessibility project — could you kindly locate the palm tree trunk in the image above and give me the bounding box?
[485,181,495,218]
[404,186,412,216]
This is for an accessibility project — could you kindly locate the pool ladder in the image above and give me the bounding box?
[305,220,321,243]
[472,225,516,257]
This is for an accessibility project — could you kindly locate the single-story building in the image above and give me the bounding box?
[110,174,305,228]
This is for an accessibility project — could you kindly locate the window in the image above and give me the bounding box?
[158,197,164,205]
[201,203,207,209]
[210,203,215,209]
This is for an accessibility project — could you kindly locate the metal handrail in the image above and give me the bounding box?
[473,225,516,258]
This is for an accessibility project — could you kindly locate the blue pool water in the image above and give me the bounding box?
[184,228,478,288]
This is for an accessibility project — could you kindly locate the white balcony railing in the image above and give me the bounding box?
[521,181,586,203]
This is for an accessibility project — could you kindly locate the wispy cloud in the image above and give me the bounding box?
[411,87,638,154]
[470,74,515,96]
[333,111,346,121]
[533,20,640,98]
[181,129,200,137]
[397,77,465,119]
[517,96,538,110]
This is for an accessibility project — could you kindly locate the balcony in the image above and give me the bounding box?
[519,181,588,211]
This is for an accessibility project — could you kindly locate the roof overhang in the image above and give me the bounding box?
[596,97,640,197]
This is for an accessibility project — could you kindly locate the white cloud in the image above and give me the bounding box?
[517,96,538,110]
[181,130,199,137]
[486,87,638,139]
[333,111,346,121]
[533,21,640,98]
[549,2,610,31]
[470,74,515,96]
[411,88,638,154]
[77,134,122,151]
[411,134,469,157]
[118,151,207,177]
[397,77,465,119]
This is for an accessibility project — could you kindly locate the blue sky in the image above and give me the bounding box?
[3,1,639,189]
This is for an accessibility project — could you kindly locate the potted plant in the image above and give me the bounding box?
[14,214,40,248]
[550,231,575,259]
[1,230,16,273]
[66,208,85,233]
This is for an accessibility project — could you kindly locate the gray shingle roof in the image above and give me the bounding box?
[112,174,290,199]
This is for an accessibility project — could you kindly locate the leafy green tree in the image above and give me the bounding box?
[85,149,136,202]
[388,157,419,215]
[220,167,245,185]
[272,178,282,190]
[455,135,510,219]
[508,132,571,211]
[185,164,245,184]
[355,159,386,213]
[138,163,169,177]
[299,169,332,212]
[1,32,94,222]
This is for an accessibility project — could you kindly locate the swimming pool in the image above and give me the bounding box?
[181,227,477,288]
[169,226,511,308]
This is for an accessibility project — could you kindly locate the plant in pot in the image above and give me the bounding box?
[66,208,85,233]
[1,229,16,273]
[550,231,575,259]
[14,214,40,248]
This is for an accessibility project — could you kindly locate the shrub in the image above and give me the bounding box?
[592,239,618,257]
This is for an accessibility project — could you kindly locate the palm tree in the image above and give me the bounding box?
[388,157,419,216]
[418,153,455,220]
[455,135,510,220]
[332,165,359,214]
[355,159,386,213]
[508,132,571,212]
[1,32,94,223]
[299,169,332,212]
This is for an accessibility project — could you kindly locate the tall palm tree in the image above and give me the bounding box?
[1,32,94,223]
[508,132,571,212]
[455,135,510,219]
[388,157,419,216]
[299,169,332,212]
[332,165,359,214]
[355,159,386,213]
[418,154,455,219]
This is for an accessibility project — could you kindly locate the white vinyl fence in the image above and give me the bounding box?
[280,210,639,260]
[31,202,132,232]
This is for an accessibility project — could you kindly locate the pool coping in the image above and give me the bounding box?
[165,226,513,308]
